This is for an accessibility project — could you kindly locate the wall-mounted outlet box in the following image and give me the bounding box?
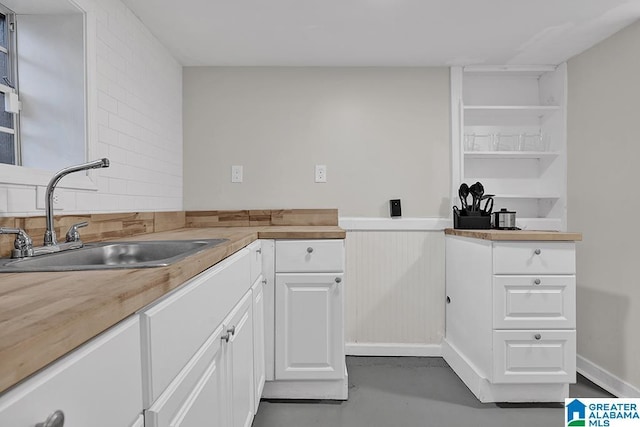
[315,165,327,183]
[231,165,243,183]
[36,186,63,210]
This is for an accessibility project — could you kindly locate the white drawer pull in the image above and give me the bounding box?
[534,248,541,255]
[534,278,541,285]
[256,248,262,254]
[36,410,65,427]
[534,333,541,340]
[335,277,342,283]
[307,247,314,253]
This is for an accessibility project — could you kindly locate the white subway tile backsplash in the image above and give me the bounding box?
[7,187,37,213]
[0,0,182,217]
[98,90,118,114]
[0,188,8,213]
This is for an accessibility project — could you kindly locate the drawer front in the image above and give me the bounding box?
[146,325,226,427]
[141,249,250,406]
[493,276,576,329]
[493,330,576,384]
[0,317,142,427]
[248,240,263,284]
[276,240,344,273]
[493,242,575,275]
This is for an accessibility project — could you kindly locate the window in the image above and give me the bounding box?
[0,3,17,166]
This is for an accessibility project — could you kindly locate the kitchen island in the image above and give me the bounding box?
[443,228,582,402]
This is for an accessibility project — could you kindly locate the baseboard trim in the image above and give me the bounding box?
[346,342,442,357]
[577,354,640,398]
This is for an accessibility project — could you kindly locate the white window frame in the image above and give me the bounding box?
[0,3,19,166]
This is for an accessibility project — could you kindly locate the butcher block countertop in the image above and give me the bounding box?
[444,228,582,241]
[0,225,345,394]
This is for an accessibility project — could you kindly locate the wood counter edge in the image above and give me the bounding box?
[444,228,582,241]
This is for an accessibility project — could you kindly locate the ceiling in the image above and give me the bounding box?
[124,0,640,66]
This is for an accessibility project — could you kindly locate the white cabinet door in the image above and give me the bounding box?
[145,326,227,427]
[0,317,142,427]
[252,276,266,410]
[225,292,254,427]
[275,273,344,380]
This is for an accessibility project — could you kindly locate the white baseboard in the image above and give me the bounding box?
[346,342,442,357]
[577,354,640,398]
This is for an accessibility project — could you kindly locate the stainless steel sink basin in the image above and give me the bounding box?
[0,239,229,272]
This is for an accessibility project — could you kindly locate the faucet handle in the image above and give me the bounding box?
[65,222,88,243]
[0,227,34,258]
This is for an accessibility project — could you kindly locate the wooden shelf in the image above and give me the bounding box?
[464,151,560,160]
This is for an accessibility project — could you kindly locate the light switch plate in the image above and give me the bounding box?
[231,165,243,183]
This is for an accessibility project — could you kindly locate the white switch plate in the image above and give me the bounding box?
[231,165,243,183]
[36,186,63,210]
[315,165,327,183]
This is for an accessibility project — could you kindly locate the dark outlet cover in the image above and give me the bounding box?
[390,199,402,217]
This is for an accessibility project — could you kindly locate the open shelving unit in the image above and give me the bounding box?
[451,64,567,231]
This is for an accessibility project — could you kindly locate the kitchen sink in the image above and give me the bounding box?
[0,239,229,272]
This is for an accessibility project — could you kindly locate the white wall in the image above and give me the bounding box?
[0,0,183,216]
[18,14,85,171]
[183,67,450,218]
[568,20,640,395]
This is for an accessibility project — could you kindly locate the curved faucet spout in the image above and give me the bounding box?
[44,158,110,246]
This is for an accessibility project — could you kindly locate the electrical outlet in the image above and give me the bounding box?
[231,165,243,183]
[315,165,327,183]
[36,186,64,210]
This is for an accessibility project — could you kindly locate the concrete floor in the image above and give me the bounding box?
[253,356,612,427]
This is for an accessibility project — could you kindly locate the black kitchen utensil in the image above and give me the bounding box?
[481,197,494,215]
[458,183,470,210]
[469,182,484,211]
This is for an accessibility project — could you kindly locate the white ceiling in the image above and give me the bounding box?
[123,0,640,66]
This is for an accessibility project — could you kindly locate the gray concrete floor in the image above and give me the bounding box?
[253,356,613,427]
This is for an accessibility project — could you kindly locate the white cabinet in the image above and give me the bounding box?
[274,240,345,382]
[263,239,348,400]
[140,249,251,406]
[0,317,143,427]
[451,65,567,231]
[224,292,254,427]
[443,235,577,402]
[275,273,344,380]
[142,248,256,427]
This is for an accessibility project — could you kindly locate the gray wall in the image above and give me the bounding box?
[568,20,640,392]
[183,67,450,217]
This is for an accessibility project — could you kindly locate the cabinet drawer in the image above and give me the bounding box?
[276,240,344,273]
[493,242,575,275]
[493,330,576,384]
[493,276,576,329]
[248,240,263,284]
[141,249,250,406]
[146,325,226,427]
[0,317,142,427]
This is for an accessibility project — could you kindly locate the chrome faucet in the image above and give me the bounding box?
[44,158,110,247]
[0,158,110,258]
